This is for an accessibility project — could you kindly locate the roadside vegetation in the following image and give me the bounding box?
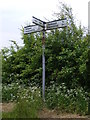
[2,85,42,118]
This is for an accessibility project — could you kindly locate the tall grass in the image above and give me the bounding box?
[3,99,40,118]
[2,85,42,118]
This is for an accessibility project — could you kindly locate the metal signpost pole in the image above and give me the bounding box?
[42,26,45,102]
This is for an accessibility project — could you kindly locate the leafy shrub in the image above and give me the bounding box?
[2,83,19,102]
[45,82,88,115]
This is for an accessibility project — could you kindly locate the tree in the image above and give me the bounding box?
[45,3,88,88]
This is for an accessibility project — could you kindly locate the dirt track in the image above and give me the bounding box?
[1,103,15,112]
[0,103,89,118]
[38,107,88,118]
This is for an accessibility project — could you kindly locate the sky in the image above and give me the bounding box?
[0,0,90,49]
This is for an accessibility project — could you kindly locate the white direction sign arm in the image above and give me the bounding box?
[32,16,46,27]
[46,19,67,30]
[24,25,43,34]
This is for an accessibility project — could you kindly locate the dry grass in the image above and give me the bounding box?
[38,107,88,118]
[1,103,89,118]
[0,103,15,112]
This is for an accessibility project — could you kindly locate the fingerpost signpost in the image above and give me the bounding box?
[24,16,67,101]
